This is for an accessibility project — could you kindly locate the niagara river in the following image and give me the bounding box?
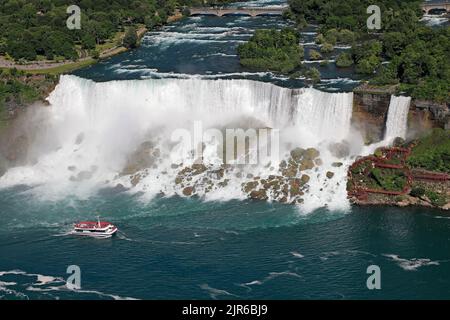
[1,0,450,300]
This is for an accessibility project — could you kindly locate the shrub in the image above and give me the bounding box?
[335,52,353,67]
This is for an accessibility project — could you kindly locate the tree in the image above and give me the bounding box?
[309,49,322,60]
[335,52,353,67]
[305,67,321,83]
[320,42,334,53]
[123,26,138,49]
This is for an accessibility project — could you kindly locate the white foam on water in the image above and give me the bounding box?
[0,75,367,212]
[383,254,440,271]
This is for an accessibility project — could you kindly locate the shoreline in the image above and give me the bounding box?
[0,25,150,75]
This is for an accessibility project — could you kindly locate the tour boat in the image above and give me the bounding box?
[71,217,118,238]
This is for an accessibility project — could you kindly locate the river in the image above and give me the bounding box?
[0,0,449,300]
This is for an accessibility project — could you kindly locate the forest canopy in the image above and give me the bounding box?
[237,28,304,73]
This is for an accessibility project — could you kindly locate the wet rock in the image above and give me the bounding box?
[304,148,320,160]
[332,162,343,167]
[299,159,315,171]
[182,186,194,196]
[211,168,225,179]
[283,165,298,177]
[290,148,305,163]
[191,163,207,175]
[243,181,258,193]
[130,174,141,186]
[246,173,254,179]
[249,189,268,200]
[300,174,310,184]
[326,171,335,179]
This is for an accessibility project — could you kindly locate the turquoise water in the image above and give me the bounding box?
[1,1,450,300]
[1,188,450,299]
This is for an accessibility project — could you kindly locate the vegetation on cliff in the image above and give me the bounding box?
[407,128,450,173]
[0,69,57,127]
[237,28,304,73]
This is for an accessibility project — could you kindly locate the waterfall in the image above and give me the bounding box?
[384,95,411,140]
[0,75,355,211]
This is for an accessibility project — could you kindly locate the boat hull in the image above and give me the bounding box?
[70,227,118,239]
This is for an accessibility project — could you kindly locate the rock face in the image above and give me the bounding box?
[352,85,449,143]
[352,86,393,143]
[408,100,450,135]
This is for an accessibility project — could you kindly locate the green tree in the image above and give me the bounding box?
[123,26,138,49]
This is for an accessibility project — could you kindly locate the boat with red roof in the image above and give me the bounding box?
[71,217,117,238]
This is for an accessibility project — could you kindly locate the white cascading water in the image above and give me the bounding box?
[0,75,355,211]
[384,95,411,140]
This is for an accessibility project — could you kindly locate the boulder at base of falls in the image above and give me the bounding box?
[182,186,195,196]
[290,148,305,163]
[304,148,320,160]
[300,174,310,184]
[299,159,315,171]
[249,189,268,200]
[326,171,335,179]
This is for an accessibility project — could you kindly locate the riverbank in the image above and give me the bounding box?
[0,26,148,75]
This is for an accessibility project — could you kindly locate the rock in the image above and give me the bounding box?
[289,178,303,196]
[300,174,310,184]
[290,148,305,162]
[191,163,207,175]
[130,174,141,186]
[246,173,254,179]
[299,159,315,171]
[175,176,183,184]
[304,148,320,160]
[332,162,343,167]
[243,181,258,193]
[212,168,224,179]
[67,165,77,171]
[326,171,335,179]
[283,165,298,177]
[392,137,405,147]
[182,186,194,196]
[218,179,230,187]
[249,189,268,200]
[171,163,180,169]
